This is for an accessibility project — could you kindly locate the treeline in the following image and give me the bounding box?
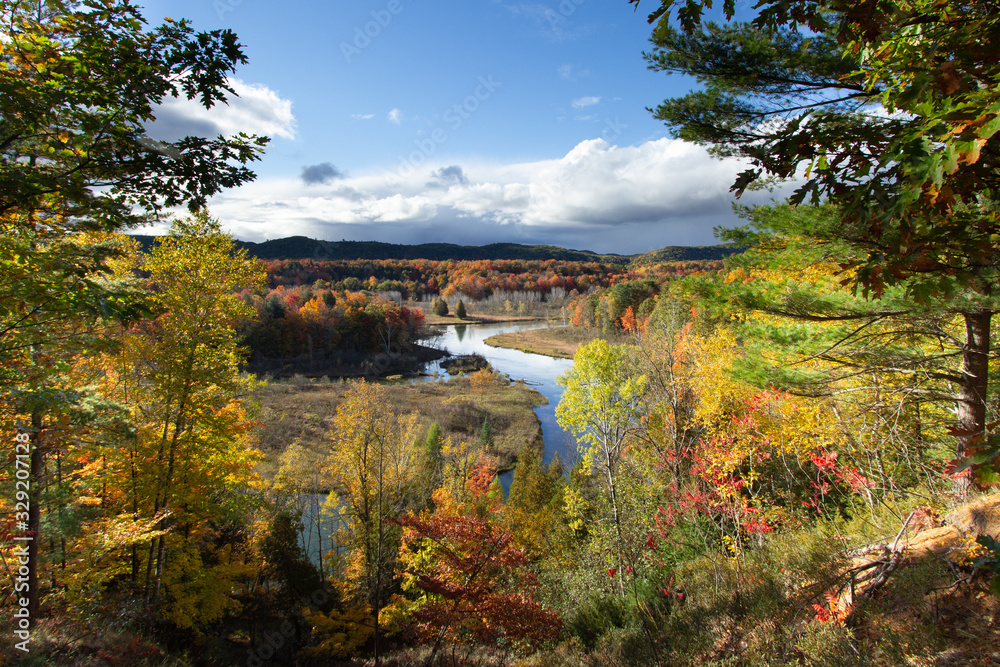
[262,257,722,302]
[239,284,426,376]
[565,261,724,333]
[263,257,622,301]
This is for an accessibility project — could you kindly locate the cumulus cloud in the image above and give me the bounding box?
[387,108,403,125]
[193,137,789,254]
[571,96,601,109]
[149,78,295,141]
[427,165,469,188]
[301,163,345,185]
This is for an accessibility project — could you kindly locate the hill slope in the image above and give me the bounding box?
[130,234,740,264]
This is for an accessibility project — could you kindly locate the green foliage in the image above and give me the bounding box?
[557,340,646,472]
[975,535,1000,599]
[0,0,267,228]
[432,297,449,316]
[137,235,739,264]
[639,0,1000,298]
[455,299,468,319]
[477,417,494,447]
[425,421,444,455]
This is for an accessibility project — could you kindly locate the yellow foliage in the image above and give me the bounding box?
[691,327,844,469]
[159,538,253,629]
[303,604,375,659]
[469,368,502,393]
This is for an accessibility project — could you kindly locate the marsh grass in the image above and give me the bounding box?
[255,375,545,479]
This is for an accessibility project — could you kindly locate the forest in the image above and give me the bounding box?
[2,0,1000,665]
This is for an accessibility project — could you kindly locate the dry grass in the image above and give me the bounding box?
[418,310,547,327]
[253,374,545,481]
[484,326,598,359]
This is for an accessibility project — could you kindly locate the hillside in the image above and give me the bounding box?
[129,234,740,264]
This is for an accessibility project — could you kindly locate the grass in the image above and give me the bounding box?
[484,326,599,359]
[254,373,546,481]
[418,310,546,327]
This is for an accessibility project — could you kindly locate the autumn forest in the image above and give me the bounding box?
[3,0,1000,666]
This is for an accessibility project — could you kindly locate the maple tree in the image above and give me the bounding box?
[395,458,561,663]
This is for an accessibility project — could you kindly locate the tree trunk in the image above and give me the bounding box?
[955,309,992,496]
[605,461,626,598]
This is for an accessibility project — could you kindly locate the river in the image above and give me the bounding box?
[416,321,579,485]
[298,320,578,565]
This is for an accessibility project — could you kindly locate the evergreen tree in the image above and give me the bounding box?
[478,418,494,448]
[455,299,468,319]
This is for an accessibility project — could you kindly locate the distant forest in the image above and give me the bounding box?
[129,234,742,264]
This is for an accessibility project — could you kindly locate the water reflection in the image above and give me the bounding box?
[416,322,580,485]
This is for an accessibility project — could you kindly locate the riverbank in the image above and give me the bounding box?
[255,373,545,480]
[419,311,548,327]
[247,344,445,380]
[483,325,597,359]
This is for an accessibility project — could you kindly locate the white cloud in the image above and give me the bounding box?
[352,113,375,120]
[149,78,295,141]
[571,96,601,109]
[191,137,790,254]
[387,108,403,125]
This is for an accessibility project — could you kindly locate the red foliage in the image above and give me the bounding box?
[395,482,561,651]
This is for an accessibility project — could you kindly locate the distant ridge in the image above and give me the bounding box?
[129,235,741,264]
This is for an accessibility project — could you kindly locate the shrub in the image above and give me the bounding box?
[432,297,449,316]
[455,299,467,319]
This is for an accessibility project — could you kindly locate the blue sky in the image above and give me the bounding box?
[139,0,778,254]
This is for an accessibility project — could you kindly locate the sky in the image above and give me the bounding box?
[137,0,778,254]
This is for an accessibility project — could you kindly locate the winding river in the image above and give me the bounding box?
[298,321,577,565]
[416,321,579,484]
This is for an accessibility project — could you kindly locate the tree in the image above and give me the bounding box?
[86,214,266,614]
[455,299,467,320]
[432,297,449,317]
[324,380,419,662]
[634,0,1000,272]
[710,204,1000,491]
[0,0,267,616]
[507,445,570,562]
[395,478,561,663]
[0,0,266,366]
[557,339,647,595]
[634,0,1000,488]
[1,0,267,229]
